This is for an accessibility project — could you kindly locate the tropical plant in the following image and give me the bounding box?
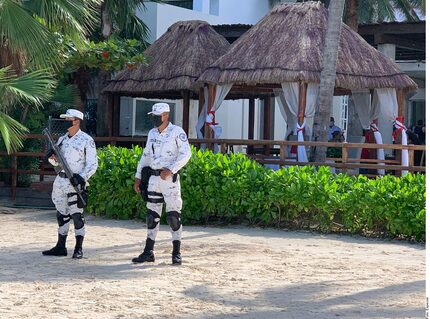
[88,146,426,240]
[0,67,55,153]
[0,0,100,152]
[299,0,425,31]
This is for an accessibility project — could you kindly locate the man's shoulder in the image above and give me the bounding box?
[78,131,96,145]
[170,125,188,141]
[148,127,157,136]
[170,124,186,135]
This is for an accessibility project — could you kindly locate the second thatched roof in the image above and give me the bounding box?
[104,20,230,97]
[198,2,417,92]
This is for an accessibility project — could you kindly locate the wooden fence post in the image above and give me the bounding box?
[341,143,348,173]
[408,148,415,174]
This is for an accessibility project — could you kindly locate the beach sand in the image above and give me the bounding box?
[0,207,425,319]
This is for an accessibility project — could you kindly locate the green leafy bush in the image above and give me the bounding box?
[87,145,146,219]
[88,146,426,240]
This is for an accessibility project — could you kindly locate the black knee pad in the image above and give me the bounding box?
[146,210,161,229]
[167,211,181,231]
[71,213,85,230]
[56,211,70,227]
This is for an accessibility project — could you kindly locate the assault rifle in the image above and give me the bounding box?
[43,128,87,207]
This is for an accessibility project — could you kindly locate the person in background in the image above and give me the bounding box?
[328,116,342,141]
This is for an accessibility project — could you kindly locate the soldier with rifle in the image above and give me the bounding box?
[42,109,98,259]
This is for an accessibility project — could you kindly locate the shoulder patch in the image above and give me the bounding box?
[89,140,96,148]
[178,132,187,142]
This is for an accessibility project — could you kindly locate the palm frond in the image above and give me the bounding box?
[0,0,62,69]
[0,111,28,154]
[392,0,420,21]
[51,83,79,106]
[0,67,56,108]
[24,0,101,40]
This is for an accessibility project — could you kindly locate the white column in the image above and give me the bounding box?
[377,43,396,61]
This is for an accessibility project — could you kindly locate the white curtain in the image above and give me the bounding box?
[304,84,318,138]
[370,123,385,175]
[374,88,398,120]
[394,119,409,175]
[210,84,233,113]
[196,86,209,139]
[296,120,308,162]
[352,89,378,129]
[274,89,295,138]
[281,82,318,162]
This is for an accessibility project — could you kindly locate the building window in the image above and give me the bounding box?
[165,0,193,10]
[341,95,348,137]
[119,97,177,136]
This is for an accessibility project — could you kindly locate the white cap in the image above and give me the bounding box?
[60,109,84,120]
[148,103,170,115]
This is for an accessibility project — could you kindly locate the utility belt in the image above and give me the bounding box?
[149,168,178,182]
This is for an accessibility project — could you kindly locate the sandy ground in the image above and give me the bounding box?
[0,206,425,319]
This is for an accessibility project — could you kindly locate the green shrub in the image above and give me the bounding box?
[87,145,146,219]
[88,146,426,240]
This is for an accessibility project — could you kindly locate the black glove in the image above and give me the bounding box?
[71,174,85,187]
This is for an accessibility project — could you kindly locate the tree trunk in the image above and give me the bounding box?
[312,0,346,163]
[344,0,358,31]
[101,1,113,39]
[96,70,111,136]
[96,1,113,136]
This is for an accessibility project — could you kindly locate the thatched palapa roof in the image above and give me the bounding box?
[104,20,230,98]
[198,2,417,93]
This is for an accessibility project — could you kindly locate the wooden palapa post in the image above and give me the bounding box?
[296,81,308,161]
[263,97,271,155]
[247,98,255,154]
[112,94,120,137]
[205,84,216,149]
[106,93,114,137]
[396,89,405,118]
[182,90,190,135]
[395,88,406,176]
[298,82,308,126]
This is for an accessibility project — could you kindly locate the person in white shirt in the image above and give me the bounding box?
[328,116,342,141]
[133,103,191,265]
[43,109,98,259]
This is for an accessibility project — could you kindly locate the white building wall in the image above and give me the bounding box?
[137,2,229,44]
[218,0,271,24]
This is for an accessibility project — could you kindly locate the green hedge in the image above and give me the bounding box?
[87,145,426,240]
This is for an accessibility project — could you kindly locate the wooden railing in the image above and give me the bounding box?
[0,134,425,200]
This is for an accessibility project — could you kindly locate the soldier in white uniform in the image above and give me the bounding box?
[133,103,191,265]
[42,109,98,259]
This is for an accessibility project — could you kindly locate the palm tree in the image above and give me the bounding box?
[311,0,346,163]
[0,0,98,71]
[298,0,424,31]
[0,0,99,152]
[345,0,424,31]
[0,67,55,153]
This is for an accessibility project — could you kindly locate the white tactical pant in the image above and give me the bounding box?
[146,175,182,241]
[52,176,85,237]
